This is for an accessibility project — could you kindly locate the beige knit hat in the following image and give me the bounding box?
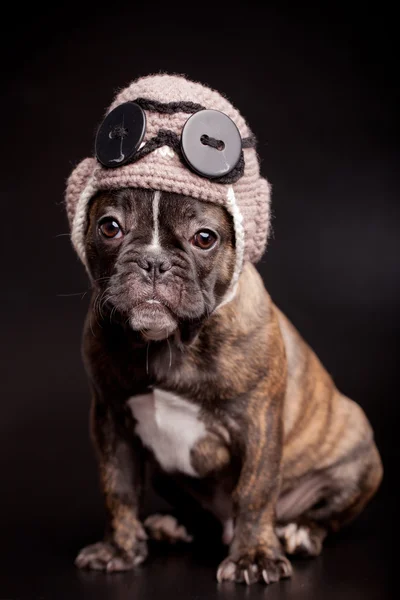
[65,74,271,291]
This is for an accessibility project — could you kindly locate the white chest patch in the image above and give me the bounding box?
[127,389,206,477]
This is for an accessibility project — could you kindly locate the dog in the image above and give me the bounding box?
[72,186,383,585]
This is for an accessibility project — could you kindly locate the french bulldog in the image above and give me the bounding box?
[74,186,383,585]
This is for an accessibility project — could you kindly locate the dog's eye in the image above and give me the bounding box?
[99,218,123,239]
[191,229,217,250]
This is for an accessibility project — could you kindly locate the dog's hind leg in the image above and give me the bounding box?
[305,443,383,532]
[144,514,193,543]
[276,444,383,557]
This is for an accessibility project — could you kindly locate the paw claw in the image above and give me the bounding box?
[217,550,292,585]
[278,558,293,578]
[106,558,124,573]
[216,566,223,584]
[133,552,146,566]
[216,559,236,583]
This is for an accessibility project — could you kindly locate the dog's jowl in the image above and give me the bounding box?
[65,74,383,585]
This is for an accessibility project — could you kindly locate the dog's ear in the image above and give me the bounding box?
[65,158,97,229]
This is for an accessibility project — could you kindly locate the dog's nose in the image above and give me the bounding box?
[136,253,172,275]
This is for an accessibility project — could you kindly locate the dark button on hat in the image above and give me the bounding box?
[181,109,242,178]
[95,102,146,168]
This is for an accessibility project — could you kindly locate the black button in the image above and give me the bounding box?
[181,109,242,178]
[95,102,146,168]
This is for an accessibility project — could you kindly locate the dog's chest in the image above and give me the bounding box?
[127,389,206,477]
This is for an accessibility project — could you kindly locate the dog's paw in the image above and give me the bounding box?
[144,514,193,543]
[75,540,148,572]
[276,522,326,557]
[216,548,292,585]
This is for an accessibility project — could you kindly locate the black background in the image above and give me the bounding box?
[1,3,398,599]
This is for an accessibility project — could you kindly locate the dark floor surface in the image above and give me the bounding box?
[0,502,392,600]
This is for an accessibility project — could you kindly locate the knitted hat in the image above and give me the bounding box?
[66,74,271,292]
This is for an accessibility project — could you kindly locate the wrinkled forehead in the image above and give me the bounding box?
[89,189,232,232]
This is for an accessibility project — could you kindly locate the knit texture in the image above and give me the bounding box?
[66,74,272,289]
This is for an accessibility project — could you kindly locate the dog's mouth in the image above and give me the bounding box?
[130,298,178,341]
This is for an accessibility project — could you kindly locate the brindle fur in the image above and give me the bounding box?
[74,189,383,583]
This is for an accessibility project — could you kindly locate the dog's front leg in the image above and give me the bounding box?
[75,391,147,572]
[217,379,291,585]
